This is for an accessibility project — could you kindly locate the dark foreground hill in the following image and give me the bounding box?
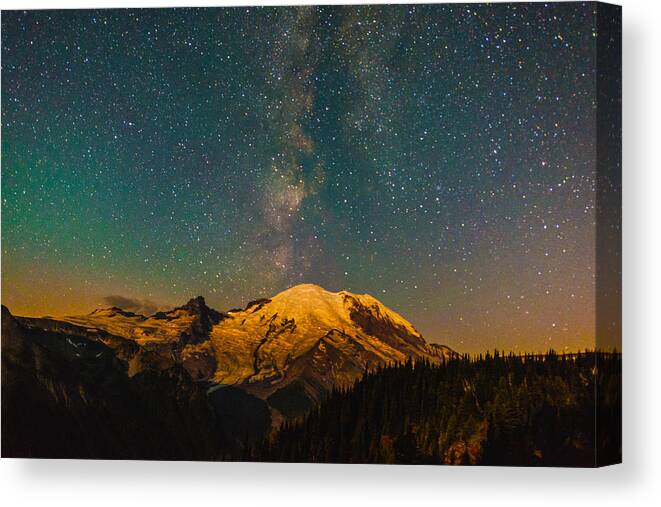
[250,352,621,466]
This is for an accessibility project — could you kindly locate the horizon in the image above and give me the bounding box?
[2,281,602,355]
[1,4,612,354]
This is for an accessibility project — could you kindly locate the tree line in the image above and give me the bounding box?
[249,351,621,466]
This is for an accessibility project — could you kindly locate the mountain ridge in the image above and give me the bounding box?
[12,284,456,419]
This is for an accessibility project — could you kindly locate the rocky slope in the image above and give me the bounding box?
[1,305,227,459]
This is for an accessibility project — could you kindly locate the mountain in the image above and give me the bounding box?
[15,284,455,418]
[210,284,454,416]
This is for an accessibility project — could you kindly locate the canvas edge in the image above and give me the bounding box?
[595,1,622,467]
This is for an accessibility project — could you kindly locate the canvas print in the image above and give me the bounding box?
[1,2,621,466]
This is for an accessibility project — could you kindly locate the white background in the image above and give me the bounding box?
[0,0,659,505]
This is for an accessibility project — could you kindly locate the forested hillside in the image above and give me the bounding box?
[252,351,621,466]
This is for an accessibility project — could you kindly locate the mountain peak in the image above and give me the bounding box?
[179,296,209,313]
[248,283,424,350]
[270,284,389,318]
[174,296,225,346]
[276,283,335,298]
[274,283,373,302]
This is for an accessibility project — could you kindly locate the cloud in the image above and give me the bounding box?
[102,295,167,316]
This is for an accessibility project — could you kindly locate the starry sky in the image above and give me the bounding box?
[2,3,608,353]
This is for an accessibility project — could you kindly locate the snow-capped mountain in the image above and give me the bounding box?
[209,284,453,409]
[39,284,455,417]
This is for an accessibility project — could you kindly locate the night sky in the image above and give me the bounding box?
[2,3,602,353]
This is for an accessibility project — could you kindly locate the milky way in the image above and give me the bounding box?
[2,3,613,352]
